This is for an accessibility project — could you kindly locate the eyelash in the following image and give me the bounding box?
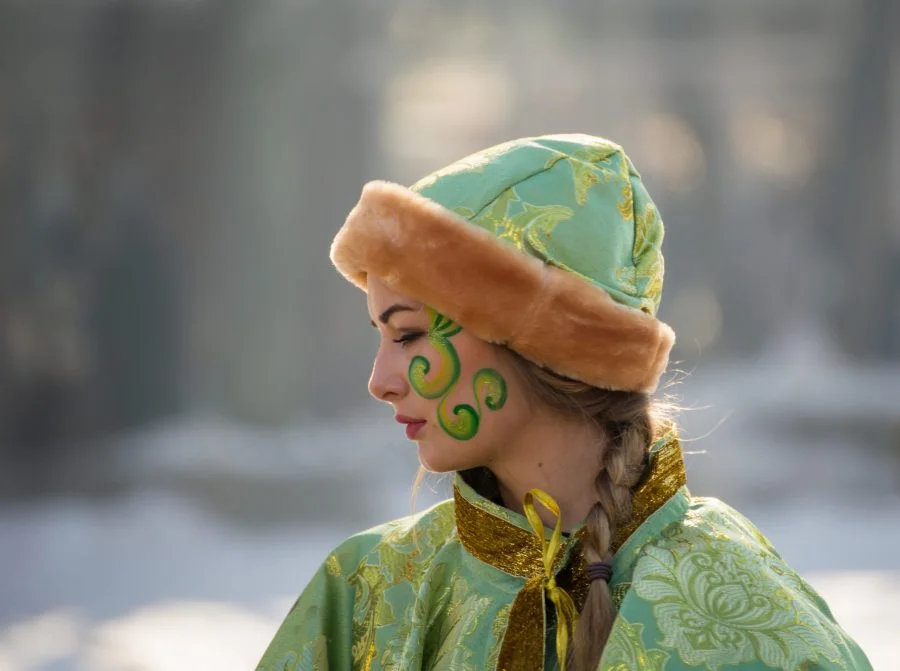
[393,332,424,347]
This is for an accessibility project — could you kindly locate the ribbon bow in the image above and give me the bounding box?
[523,488,580,671]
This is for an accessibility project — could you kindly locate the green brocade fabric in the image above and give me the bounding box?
[410,134,665,316]
[257,438,872,671]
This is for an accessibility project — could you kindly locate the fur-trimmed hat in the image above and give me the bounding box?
[330,134,675,393]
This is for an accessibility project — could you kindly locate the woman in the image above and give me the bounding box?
[257,135,871,670]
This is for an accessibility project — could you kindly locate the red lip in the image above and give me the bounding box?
[395,415,426,440]
[406,422,425,439]
[395,414,424,424]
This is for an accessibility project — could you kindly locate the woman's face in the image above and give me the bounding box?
[366,277,532,473]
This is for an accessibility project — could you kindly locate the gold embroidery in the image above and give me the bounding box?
[362,639,376,671]
[347,530,433,670]
[631,198,664,313]
[617,154,634,222]
[325,554,341,577]
[560,539,590,610]
[455,488,580,670]
[428,576,493,669]
[613,432,687,551]
[454,488,545,576]
[486,604,512,670]
[517,203,574,255]
[454,432,686,671]
[351,602,378,670]
[522,489,580,670]
[483,188,519,221]
[610,581,631,610]
[545,141,620,205]
[496,577,545,671]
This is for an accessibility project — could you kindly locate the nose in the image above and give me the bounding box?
[368,344,409,403]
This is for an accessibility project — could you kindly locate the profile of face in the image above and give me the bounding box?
[367,277,532,473]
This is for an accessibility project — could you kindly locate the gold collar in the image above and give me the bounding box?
[453,432,687,671]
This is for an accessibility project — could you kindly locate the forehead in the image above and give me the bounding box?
[366,276,423,313]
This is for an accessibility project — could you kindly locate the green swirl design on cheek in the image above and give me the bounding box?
[408,311,461,398]
[408,308,508,441]
[436,368,507,439]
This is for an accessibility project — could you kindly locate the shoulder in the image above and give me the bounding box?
[258,499,459,670]
[629,495,825,621]
[609,495,870,670]
[666,495,783,554]
[322,497,458,580]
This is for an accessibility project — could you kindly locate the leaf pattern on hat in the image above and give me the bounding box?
[472,185,591,283]
[618,174,634,223]
[411,140,521,192]
[471,187,574,254]
[633,200,664,312]
[613,154,664,314]
[514,202,574,253]
[545,142,619,205]
[405,135,667,316]
[475,188,520,240]
[451,206,476,219]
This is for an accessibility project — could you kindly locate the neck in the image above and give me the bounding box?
[486,409,603,532]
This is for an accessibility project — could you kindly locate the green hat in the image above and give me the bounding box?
[331,134,675,393]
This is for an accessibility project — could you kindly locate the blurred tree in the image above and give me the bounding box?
[198,0,384,423]
[817,0,898,360]
[0,3,96,471]
[0,1,221,466]
[82,2,183,433]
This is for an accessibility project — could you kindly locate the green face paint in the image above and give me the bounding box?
[408,307,508,441]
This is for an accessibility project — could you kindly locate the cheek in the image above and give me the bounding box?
[416,388,527,473]
[429,343,516,442]
[454,339,515,410]
[477,385,528,443]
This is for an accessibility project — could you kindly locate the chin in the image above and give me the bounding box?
[416,438,481,474]
[416,448,459,474]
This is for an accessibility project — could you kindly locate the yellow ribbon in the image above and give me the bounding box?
[523,488,580,671]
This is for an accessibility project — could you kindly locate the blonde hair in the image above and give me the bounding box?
[499,348,669,671]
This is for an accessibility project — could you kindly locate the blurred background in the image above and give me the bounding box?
[0,0,898,669]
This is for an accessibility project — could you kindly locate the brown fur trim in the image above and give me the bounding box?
[331,181,675,393]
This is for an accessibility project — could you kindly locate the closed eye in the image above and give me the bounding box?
[393,331,424,346]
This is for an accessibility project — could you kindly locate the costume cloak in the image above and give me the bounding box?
[257,434,872,670]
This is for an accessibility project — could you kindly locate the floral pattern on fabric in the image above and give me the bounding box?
[346,511,458,669]
[631,502,856,671]
[298,633,329,670]
[425,575,493,670]
[257,462,872,671]
[600,618,669,671]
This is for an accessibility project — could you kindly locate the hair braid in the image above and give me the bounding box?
[496,348,661,670]
[572,418,649,670]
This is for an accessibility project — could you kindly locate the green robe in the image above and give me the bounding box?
[257,435,872,670]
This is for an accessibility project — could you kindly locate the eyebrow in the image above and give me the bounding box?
[371,304,418,327]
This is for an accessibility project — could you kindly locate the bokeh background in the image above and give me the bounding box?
[1,1,899,669]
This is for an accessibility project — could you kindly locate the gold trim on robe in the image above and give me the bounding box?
[453,432,687,671]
